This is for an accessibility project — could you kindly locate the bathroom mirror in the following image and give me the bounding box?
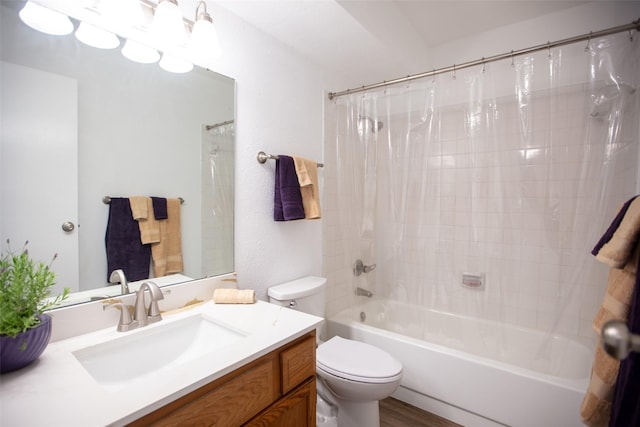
[0,2,235,306]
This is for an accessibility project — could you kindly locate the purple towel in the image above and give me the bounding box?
[104,197,150,282]
[151,197,168,220]
[274,155,305,221]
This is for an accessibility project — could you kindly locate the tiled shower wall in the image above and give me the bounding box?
[323,85,638,341]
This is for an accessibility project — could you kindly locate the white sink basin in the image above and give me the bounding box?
[73,314,247,389]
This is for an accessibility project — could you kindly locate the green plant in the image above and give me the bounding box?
[0,239,69,338]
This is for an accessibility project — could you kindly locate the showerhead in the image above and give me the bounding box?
[358,115,384,132]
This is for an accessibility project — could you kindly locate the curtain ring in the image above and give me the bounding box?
[629,29,634,42]
[584,31,592,52]
[547,42,552,60]
[481,57,486,74]
[510,50,515,68]
[452,64,456,80]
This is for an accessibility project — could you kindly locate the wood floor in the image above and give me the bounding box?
[379,397,463,427]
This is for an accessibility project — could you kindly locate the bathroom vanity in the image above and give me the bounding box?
[0,279,322,427]
[131,331,316,426]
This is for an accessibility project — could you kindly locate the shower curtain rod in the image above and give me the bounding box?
[327,18,640,100]
[206,119,235,131]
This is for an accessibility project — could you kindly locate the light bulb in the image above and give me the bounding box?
[19,1,74,36]
[122,40,160,64]
[188,12,222,64]
[159,53,193,73]
[148,0,188,50]
[75,22,120,49]
[100,0,146,28]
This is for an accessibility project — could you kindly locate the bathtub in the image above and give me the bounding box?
[326,299,592,427]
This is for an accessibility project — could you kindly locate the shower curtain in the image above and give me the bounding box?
[324,31,640,371]
[201,122,235,277]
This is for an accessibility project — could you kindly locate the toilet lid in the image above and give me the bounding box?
[316,336,402,383]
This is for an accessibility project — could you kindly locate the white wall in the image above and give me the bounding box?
[430,1,640,69]
[210,7,351,300]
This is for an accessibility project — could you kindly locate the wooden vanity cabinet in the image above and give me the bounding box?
[129,331,316,427]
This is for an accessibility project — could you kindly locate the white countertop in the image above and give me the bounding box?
[0,300,322,427]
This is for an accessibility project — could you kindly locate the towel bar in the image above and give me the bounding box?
[102,196,185,205]
[257,151,324,168]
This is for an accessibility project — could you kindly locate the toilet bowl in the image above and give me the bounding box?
[316,336,402,427]
[267,277,403,427]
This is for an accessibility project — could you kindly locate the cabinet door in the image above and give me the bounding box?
[245,378,316,427]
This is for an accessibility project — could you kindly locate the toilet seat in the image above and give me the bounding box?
[317,336,402,384]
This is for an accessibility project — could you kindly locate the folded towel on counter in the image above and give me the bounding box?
[152,197,168,220]
[151,198,183,277]
[293,156,322,219]
[274,155,305,221]
[213,288,256,304]
[581,195,640,426]
[105,197,150,282]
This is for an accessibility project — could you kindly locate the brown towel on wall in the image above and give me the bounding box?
[581,196,640,426]
[129,196,161,244]
[151,198,183,277]
[293,156,322,219]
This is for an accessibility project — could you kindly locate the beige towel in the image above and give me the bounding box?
[581,197,640,426]
[596,198,640,269]
[129,196,161,244]
[151,198,183,277]
[213,288,256,304]
[293,156,321,219]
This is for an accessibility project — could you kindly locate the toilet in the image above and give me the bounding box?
[268,276,403,427]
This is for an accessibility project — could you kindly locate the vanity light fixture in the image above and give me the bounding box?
[19,1,74,36]
[122,39,161,64]
[75,22,120,49]
[148,0,188,50]
[159,52,194,73]
[99,0,146,28]
[187,1,222,63]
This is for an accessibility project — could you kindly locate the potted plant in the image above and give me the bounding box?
[0,239,69,373]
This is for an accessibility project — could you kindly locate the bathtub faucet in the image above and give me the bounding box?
[354,259,376,276]
[356,287,373,298]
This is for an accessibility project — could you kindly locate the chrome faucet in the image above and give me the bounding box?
[134,281,164,327]
[354,259,376,276]
[103,302,137,332]
[356,287,373,298]
[109,269,129,294]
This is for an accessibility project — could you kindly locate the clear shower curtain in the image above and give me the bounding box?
[201,122,235,277]
[325,31,639,373]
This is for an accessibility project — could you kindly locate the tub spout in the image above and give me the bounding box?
[356,287,373,298]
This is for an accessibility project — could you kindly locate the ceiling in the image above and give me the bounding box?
[214,0,590,85]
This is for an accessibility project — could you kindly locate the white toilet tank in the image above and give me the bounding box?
[267,276,327,318]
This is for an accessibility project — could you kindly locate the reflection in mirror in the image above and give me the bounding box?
[0,2,235,307]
